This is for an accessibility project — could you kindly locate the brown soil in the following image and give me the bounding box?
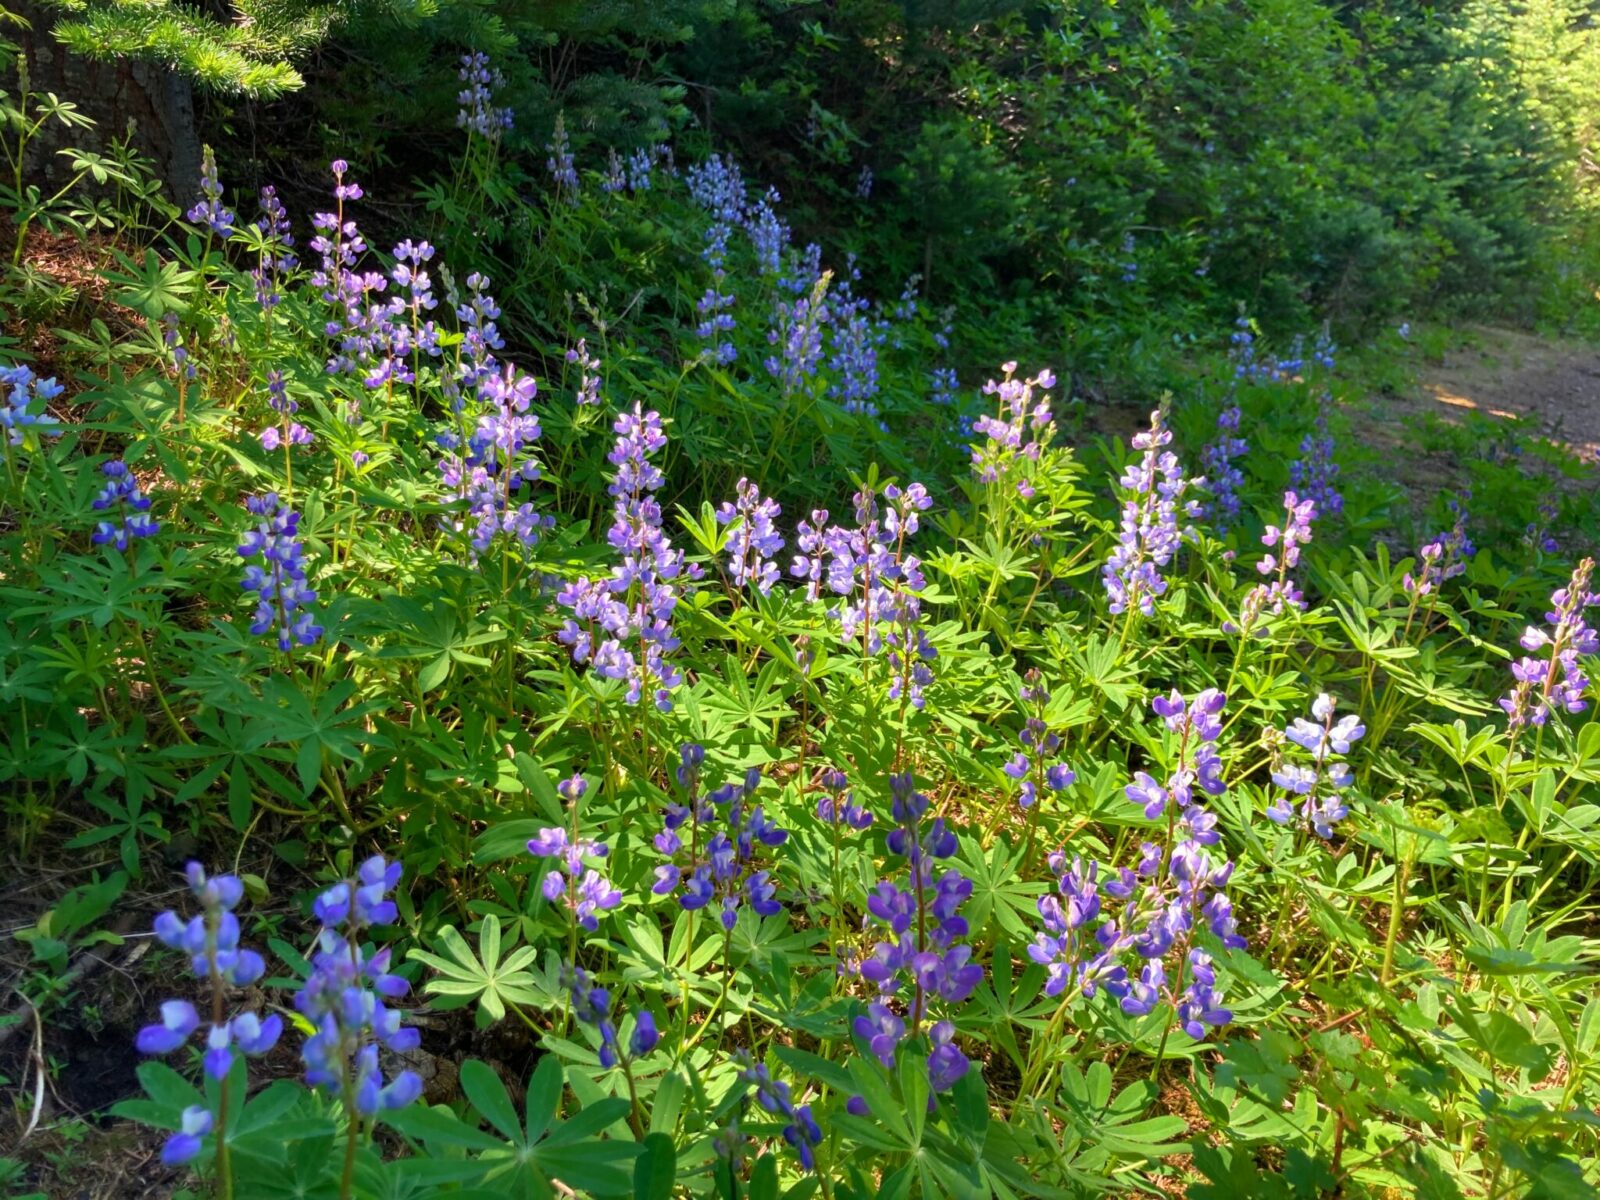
[1404,326,1600,460]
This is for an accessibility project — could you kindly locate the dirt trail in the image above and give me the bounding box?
[1388,326,1599,460]
[1352,326,1600,521]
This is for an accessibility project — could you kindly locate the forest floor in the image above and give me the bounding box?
[1355,324,1600,510]
[1407,325,1599,455]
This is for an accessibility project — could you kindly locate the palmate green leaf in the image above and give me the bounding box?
[957,837,1046,941]
[1217,1029,1301,1107]
[103,249,198,316]
[362,592,504,694]
[408,916,544,1023]
[698,652,795,728]
[253,676,387,794]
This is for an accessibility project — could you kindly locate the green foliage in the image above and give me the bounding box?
[7,13,1600,1200]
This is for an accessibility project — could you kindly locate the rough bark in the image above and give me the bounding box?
[13,0,200,202]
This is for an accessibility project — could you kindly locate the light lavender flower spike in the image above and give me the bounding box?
[1103,407,1204,617]
[717,478,784,595]
[971,362,1057,499]
[1266,693,1364,837]
[1500,557,1597,732]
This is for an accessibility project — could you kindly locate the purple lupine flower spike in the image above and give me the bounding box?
[971,362,1058,499]
[238,493,323,650]
[1500,557,1597,731]
[187,145,235,236]
[655,762,787,929]
[259,369,313,451]
[297,856,420,1116]
[556,403,693,709]
[545,114,579,202]
[1267,693,1364,836]
[849,773,980,1093]
[1104,407,1204,617]
[135,865,282,1166]
[717,478,784,595]
[457,51,513,139]
[0,364,63,445]
[91,461,159,549]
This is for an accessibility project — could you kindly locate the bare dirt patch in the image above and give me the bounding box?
[1384,326,1600,461]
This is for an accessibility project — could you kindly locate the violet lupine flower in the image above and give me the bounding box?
[1524,497,1561,555]
[809,483,938,708]
[631,1010,660,1056]
[161,1106,214,1168]
[432,277,541,559]
[566,338,603,407]
[878,485,939,710]
[696,283,738,366]
[781,241,824,298]
[308,161,398,401]
[652,763,788,931]
[766,279,830,394]
[526,776,623,930]
[457,52,513,139]
[251,185,297,310]
[626,148,653,193]
[815,767,873,830]
[186,145,235,236]
[1404,492,1474,597]
[299,858,422,1118]
[1103,408,1205,617]
[825,272,884,418]
[458,364,553,554]
[717,477,784,595]
[1500,558,1598,731]
[790,508,831,601]
[238,493,323,650]
[259,369,313,451]
[856,165,874,199]
[1096,689,1244,1042]
[1118,232,1138,283]
[1227,316,1261,381]
[1027,853,1126,998]
[1242,489,1317,619]
[1289,395,1343,519]
[91,460,159,550]
[1266,694,1364,837]
[1005,673,1076,809]
[0,364,63,446]
[746,187,789,277]
[738,1057,823,1170]
[930,366,959,407]
[453,270,506,399]
[162,312,196,382]
[1269,336,1306,382]
[1199,405,1247,535]
[385,239,442,382]
[849,773,980,1093]
[687,155,747,366]
[565,966,623,1067]
[686,153,746,222]
[1124,689,1227,827]
[557,404,693,709]
[970,361,1057,499]
[545,114,579,203]
[136,865,282,1165]
[600,148,627,194]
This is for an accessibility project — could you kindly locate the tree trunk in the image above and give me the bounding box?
[14,0,200,202]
